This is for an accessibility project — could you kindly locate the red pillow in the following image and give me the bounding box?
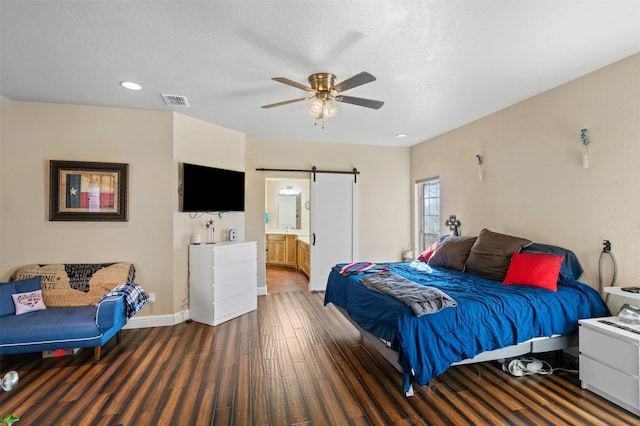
[417,241,441,262]
[503,252,564,291]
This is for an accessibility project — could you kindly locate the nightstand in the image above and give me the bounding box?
[579,317,640,416]
[604,286,640,302]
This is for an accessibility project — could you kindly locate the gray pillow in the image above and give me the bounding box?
[465,228,532,281]
[428,235,477,271]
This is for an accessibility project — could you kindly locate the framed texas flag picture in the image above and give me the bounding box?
[49,160,128,221]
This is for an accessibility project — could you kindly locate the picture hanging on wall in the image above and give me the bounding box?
[49,160,128,221]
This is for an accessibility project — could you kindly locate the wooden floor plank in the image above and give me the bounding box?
[232,353,252,426]
[264,357,290,425]
[250,374,271,426]
[292,360,331,424]
[316,379,353,425]
[1,268,639,425]
[194,382,216,425]
[281,374,311,424]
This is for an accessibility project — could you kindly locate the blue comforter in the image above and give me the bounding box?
[324,262,609,391]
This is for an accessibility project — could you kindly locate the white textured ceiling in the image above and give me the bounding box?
[1,1,639,147]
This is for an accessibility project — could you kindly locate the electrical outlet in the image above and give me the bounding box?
[148,292,156,303]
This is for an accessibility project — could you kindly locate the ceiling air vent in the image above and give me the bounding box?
[161,94,190,107]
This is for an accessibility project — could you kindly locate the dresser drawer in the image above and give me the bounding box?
[214,289,257,323]
[212,243,257,265]
[580,326,640,376]
[580,355,640,409]
[215,274,257,300]
[214,259,257,283]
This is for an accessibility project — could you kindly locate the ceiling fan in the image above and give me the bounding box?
[261,71,384,119]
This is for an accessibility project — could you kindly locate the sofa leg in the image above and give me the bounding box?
[116,330,122,344]
[94,346,101,362]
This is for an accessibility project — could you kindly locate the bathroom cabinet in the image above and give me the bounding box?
[266,234,297,268]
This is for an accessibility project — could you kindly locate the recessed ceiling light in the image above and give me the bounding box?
[120,81,142,90]
[395,133,408,138]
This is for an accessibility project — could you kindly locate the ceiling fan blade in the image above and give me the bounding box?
[335,95,384,109]
[333,71,376,93]
[272,77,314,92]
[261,97,310,109]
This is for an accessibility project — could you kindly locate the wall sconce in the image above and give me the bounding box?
[475,154,484,181]
[580,128,590,168]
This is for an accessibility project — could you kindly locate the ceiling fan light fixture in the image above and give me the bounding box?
[324,99,338,118]
[308,97,337,119]
[263,71,381,116]
[308,98,324,115]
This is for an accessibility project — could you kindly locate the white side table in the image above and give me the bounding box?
[579,316,640,416]
[604,286,640,303]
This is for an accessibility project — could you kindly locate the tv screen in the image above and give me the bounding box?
[180,163,245,212]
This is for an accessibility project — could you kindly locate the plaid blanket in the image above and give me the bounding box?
[99,282,149,318]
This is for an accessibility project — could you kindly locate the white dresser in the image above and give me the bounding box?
[189,241,257,326]
[579,316,640,416]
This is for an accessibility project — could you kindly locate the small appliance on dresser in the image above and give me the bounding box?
[189,241,257,326]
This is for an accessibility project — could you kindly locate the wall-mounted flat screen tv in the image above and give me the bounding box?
[180,163,245,212]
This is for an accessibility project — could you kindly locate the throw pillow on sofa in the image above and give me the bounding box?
[12,290,47,315]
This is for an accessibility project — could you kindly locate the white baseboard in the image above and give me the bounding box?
[257,286,267,296]
[123,310,190,329]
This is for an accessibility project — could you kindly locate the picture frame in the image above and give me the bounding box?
[49,160,128,221]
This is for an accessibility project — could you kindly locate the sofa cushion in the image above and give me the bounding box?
[0,306,102,346]
[12,290,47,315]
[11,263,135,307]
[0,276,42,316]
[0,282,16,316]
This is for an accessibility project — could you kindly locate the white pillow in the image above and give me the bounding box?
[12,290,47,315]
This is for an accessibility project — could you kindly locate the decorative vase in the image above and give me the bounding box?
[190,233,201,245]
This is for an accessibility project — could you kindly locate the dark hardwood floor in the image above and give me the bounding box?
[1,268,638,425]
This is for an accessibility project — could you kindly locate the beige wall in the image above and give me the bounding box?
[2,53,636,318]
[172,113,246,313]
[0,103,246,318]
[0,102,174,316]
[410,53,640,311]
[0,102,409,309]
[245,139,412,292]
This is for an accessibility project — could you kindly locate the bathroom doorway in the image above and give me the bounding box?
[265,178,310,293]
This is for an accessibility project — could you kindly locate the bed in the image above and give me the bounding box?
[323,229,610,395]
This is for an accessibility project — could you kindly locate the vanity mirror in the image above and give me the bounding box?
[278,193,301,230]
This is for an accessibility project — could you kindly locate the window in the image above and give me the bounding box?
[418,178,440,252]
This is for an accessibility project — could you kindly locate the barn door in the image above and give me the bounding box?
[309,173,359,291]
